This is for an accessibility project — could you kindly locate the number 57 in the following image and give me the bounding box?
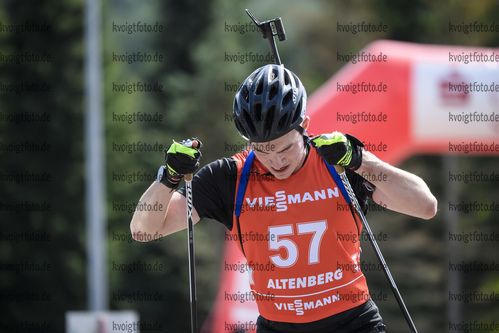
[268,220,328,268]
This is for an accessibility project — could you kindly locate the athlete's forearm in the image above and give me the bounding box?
[130,181,173,241]
[130,181,201,240]
[356,150,437,219]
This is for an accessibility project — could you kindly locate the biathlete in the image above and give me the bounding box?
[131,64,437,332]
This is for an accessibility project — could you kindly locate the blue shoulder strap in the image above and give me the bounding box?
[235,150,255,217]
[321,158,351,204]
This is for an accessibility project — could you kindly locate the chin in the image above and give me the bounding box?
[272,169,293,180]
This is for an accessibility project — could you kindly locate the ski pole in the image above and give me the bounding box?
[245,9,286,66]
[183,139,199,333]
[334,164,418,333]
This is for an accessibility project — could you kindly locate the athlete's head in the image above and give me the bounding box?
[233,64,309,179]
[233,64,307,143]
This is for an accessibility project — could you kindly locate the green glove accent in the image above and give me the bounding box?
[167,141,199,159]
[310,132,348,147]
[167,164,179,177]
[309,132,363,170]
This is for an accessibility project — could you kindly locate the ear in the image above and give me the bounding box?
[301,116,310,131]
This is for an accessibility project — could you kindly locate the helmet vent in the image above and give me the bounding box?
[266,105,275,131]
[241,85,250,103]
[282,90,292,106]
[271,67,279,81]
[244,108,257,134]
[269,84,278,100]
[255,80,264,95]
[278,112,289,131]
[254,103,262,123]
[284,71,291,85]
[292,101,302,123]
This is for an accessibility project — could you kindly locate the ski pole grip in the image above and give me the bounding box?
[183,139,200,182]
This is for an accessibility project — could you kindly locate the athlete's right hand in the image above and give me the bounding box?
[162,138,202,189]
[309,132,364,170]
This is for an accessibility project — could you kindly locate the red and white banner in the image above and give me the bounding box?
[307,40,499,164]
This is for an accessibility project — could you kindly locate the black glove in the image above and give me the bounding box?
[160,138,202,189]
[309,132,364,170]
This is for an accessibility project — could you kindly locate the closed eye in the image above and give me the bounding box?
[252,145,268,154]
[252,143,292,154]
[276,144,293,154]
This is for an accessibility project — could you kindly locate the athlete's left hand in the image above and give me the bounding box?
[309,132,364,170]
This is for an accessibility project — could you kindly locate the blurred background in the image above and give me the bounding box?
[1,0,498,332]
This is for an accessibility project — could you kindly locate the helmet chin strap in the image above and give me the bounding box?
[295,125,310,168]
[296,125,308,138]
[296,125,310,151]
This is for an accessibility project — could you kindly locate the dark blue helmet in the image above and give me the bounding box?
[233,64,307,142]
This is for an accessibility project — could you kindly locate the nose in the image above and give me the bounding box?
[269,154,286,169]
